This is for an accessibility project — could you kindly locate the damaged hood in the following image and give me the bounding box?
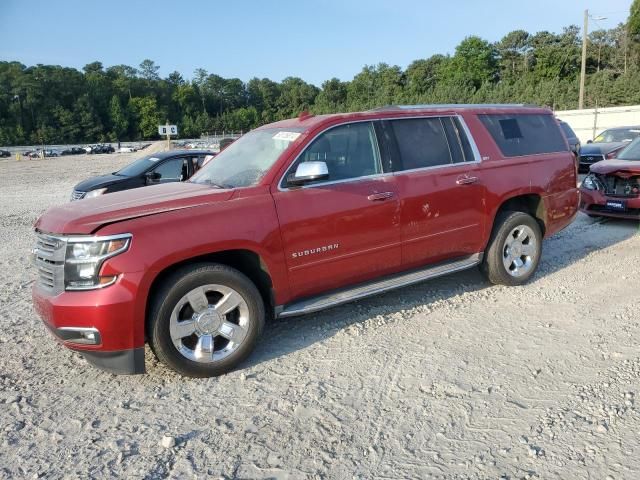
[35,182,233,234]
[590,160,640,178]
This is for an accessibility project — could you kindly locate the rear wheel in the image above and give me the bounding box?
[149,263,265,377]
[482,211,542,286]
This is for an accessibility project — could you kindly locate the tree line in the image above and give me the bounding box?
[1,1,639,146]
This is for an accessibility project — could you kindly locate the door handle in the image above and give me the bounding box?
[456,175,479,185]
[367,191,395,201]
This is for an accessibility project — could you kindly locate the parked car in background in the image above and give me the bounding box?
[84,144,114,154]
[32,104,579,376]
[580,137,640,219]
[70,149,214,200]
[579,126,640,172]
[0,149,11,157]
[557,119,580,161]
[61,147,86,156]
[44,149,60,157]
[118,146,137,153]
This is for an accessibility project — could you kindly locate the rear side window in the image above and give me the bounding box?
[479,114,567,157]
[390,118,452,169]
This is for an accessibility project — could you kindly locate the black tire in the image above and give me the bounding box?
[481,211,542,286]
[148,263,265,377]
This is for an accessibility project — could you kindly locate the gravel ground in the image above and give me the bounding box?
[1,152,639,479]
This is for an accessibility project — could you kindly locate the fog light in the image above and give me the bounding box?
[56,327,102,345]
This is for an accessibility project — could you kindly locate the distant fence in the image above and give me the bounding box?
[555,105,640,143]
[198,132,244,143]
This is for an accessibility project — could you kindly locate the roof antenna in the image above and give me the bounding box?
[298,110,313,120]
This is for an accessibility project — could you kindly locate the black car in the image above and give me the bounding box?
[71,150,215,201]
[0,149,11,158]
[579,126,640,172]
[61,147,86,156]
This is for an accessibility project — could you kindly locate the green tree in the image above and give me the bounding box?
[128,96,161,139]
[139,59,160,81]
[109,95,128,141]
[441,36,498,88]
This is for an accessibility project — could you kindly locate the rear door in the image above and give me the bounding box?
[383,116,486,268]
[272,121,402,300]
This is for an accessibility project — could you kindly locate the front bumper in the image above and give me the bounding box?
[579,188,640,219]
[32,276,146,375]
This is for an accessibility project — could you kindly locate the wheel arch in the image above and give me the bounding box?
[490,193,546,242]
[144,249,276,339]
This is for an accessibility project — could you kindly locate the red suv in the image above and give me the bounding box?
[32,105,579,377]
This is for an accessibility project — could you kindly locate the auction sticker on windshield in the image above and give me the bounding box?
[273,131,301,142]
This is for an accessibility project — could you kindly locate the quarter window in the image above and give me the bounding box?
[479,114,567,157]
[390,118,452,170]
[291,122,382,185]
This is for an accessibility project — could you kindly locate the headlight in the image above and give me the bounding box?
[64,234,131,290]
[582,174,598,191]
[84,188,107,199]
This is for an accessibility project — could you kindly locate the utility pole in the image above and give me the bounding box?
[579,9,588,109]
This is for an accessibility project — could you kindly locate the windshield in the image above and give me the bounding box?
[116,155,163,176]
[191,128,304,188]
[617,137,640,161]
[593,128,640,143]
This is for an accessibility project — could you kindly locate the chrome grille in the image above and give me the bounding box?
[32,232,66,294]
[70,190,85,201]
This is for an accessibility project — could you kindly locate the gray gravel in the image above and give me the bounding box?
[1,152,639,479]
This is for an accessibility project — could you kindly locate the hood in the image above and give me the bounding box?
[74,173,126,191]
[581,142,625,155]
[35,182,233,235]
[590,160,640,178]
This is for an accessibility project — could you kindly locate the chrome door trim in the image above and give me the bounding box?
[276,114,481,192]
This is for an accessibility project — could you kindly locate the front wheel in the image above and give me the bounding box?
[149,263,265,377]
[481,211,542,286]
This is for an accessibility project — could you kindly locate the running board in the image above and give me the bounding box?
[276,253,483,318]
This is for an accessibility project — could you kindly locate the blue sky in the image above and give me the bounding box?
[0,0,632,86]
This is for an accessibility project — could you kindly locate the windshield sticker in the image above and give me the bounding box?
[273,131,301,142]
[149,157,160,162]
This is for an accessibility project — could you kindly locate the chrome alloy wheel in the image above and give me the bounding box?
[169,284,250,363]
[502,225,538,278]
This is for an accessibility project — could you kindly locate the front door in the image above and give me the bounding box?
[272,121,402,300]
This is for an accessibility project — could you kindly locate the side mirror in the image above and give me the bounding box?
[587,140,593,144]
[145,171,161,184]
[287,161,329,186]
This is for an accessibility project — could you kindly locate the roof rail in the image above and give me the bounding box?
[369,103,541,112]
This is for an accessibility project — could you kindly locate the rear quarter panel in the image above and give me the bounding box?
[459,112,578,243]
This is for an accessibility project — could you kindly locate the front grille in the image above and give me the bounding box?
[579,154,604,165]
[33,232,66,294]
[70,190,85,201]
[595,174,640,198]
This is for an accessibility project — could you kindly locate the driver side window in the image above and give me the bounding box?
[292,122,382,185]
[153,157,186,181]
